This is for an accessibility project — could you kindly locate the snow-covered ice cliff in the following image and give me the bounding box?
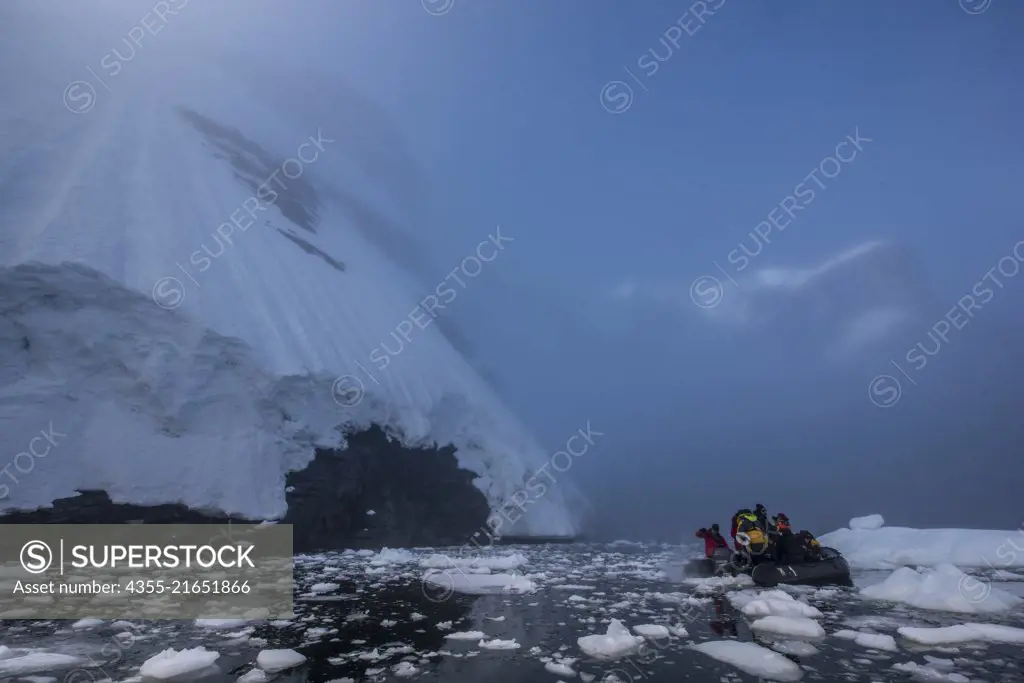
[0,1,577,536]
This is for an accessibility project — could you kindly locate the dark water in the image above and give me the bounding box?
[1,544,1022,683]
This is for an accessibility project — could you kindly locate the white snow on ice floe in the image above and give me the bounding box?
[849,514,885,530]
[632,624,671,638]
[771,641,819,657]
[730,589,823,619]
[444,631,487,640]
[256,649,306,672]
[832,629,899,652]
[310,583,340,593]
[70,618,103,629]
[0,2,579,536]
[820,521,1024,569]
[897,623,1024,646]
[139,648,220,679]
[892,660,969,683]
[544,661,576,676]
[420,552,528,571]
[860,564,1022,614]
[751,616,826,639]
[423,569,536,595]
[0,653,88,677]
[194,619,252,629]
[577,619,645,659]
[690,641,803,681]
[478,638,520,650]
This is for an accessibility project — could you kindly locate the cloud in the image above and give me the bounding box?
[609,241,929,358]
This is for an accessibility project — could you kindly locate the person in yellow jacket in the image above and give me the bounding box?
[733,511,769,563]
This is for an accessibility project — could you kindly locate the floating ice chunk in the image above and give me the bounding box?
[445,631,486,640]
[194,619,252,629]
[420,552,529,571]
[366,510,376,516]
[478,638,520,650]
[832,630,898,652]
[690,641,803,681]
[849,514,885,530]
[739,591,823,619]
[861,564,1022,614]
[819,524,1024,569]
[139,648,220,679]
[891,661,969,682]
[237,668,268,683]
[370,548,417,565]
[897,623,1024,646]
[71,618,103,629]
[632,624,670,638]
[392,662,418,677]
[771,641,819,656]
[436,621,453,630]
[310,582,340,593]
[751,616,825,639]
[423,570,536,595]
[577,619,645,659]
[0,654,87,677]
[255,649,306,672]
[545,661,576,676]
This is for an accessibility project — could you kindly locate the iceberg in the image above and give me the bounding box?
[819,519,1024,570]
[860,564,1022,615]
[0,1,578,536]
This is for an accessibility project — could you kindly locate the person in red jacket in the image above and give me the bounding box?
[696,524,729,558]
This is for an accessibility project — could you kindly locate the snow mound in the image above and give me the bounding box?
[860,564,1022,614]
[139,647,220,679]
[577,619,645,659]
[0,2,579,535]
[819,524,1024,569]
[897,623,1024,646]
[690,641,803,681]
[849,514,884,530]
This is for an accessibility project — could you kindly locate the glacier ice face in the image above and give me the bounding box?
[0,2,577,535]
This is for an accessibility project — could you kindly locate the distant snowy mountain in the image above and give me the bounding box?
[0,2,576,536]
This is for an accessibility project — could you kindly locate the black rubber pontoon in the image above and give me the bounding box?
[684,547,733,577]
[750,546,852,588]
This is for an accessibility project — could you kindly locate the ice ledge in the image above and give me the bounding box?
[0,262,575,535]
